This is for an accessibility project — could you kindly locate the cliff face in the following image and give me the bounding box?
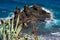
[14,5,51,27]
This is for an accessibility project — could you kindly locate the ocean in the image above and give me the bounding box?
[0,0,60,36]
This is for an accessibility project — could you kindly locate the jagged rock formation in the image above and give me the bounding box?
[14,4,51,28]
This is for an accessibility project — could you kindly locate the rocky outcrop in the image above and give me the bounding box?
[14,4,51,27]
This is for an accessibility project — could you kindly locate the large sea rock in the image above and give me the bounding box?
[14,4,51,34]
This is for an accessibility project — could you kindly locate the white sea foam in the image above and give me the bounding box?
[41,7,59,29]
[0,21,1,25]
[0,12,14,21]
[41,7,52,13]
[29,5,33,7]
[41,7,54,19]
[51,32,60,36]
[42,7,59,26]
[53,19,60,25]
[41,7,53,20]
[21,8,24,12]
